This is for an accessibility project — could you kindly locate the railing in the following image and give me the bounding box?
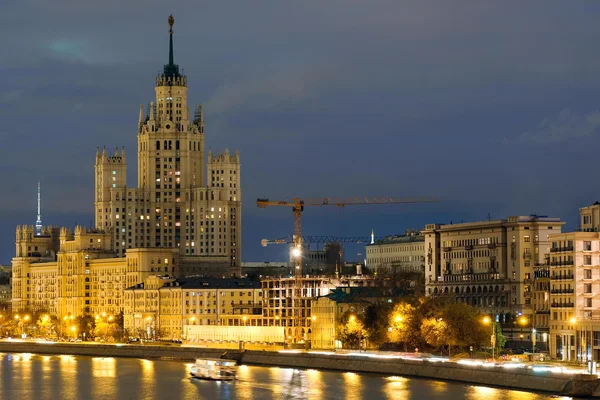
[523,252,532,259]
[550,246,574,253]
[443,247,451,252]
[550,289,574,294]
[550,260,574,266]
[551,303,574,308]
[465,245,473,250]
[550,275,574,281]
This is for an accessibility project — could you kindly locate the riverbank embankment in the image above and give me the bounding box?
[1,342,599,398]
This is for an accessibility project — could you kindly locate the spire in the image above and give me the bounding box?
[162,14,181,79]
[168,14,174,65]
[35,182,42,236]
[138,104,144,125]
[149,102,155,120]
[121,146,126,162]
[371,229,374,245]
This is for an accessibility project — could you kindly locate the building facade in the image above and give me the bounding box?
[365,230,425,274]
[423,215,563,342]
[261,276,376,344]
[548,231,600,361]
[94,16,241,271]
[12,16,244,319]
[124,276,262,340]
[311,287,382,349]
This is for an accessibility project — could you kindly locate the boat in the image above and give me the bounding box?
[190,358,238,380]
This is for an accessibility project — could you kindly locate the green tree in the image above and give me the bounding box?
[493,322,506,354]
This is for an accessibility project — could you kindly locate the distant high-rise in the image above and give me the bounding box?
[94,14,242,266]
[35,181,42,236]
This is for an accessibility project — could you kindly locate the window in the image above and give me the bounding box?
[585,284,592,294]
[584,241,592,251]
[524,236,530,242]
[586,298,593,307]
[585,269,592,279]
[585,255,592,265]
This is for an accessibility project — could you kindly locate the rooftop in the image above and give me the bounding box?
[126,276,261,291]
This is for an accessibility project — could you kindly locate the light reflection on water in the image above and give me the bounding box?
[0,353,567,400]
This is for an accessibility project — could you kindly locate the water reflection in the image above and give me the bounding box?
[344,372,362,400]
[384,376,409,399]
[0,354,565,400]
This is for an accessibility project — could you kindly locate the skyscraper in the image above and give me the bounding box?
[94,15,242,267]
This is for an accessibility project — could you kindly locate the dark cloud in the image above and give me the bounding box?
[1,1,600,263]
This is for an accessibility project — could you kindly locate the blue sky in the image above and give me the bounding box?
[1,1,600,263]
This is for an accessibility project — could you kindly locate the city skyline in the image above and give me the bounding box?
[3,1,600,263]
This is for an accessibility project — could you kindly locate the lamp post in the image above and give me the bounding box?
[483,316,495,361]
[569,316,577,362]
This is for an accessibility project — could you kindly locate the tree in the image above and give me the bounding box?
[493,322,506,354]
[420,318,450,350]
[337,312,368,350]
[388,302,419,351]
[440,302,488,352]
[76,314,96,340]
[363,302,393,347]
[36,314,56,338]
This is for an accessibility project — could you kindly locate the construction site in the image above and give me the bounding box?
[253,196,438,345]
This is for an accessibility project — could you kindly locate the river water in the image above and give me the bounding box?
[0,353,570,400]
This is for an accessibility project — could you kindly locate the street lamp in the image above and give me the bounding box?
[483,316,495,361]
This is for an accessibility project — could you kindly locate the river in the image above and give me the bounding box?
[0,353,571,399]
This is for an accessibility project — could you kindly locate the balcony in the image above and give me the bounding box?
[550,289,574,294]
[488,243,497,249]
[524,292,532,298]
[551,303,574,308]
[535,310,551,315]
[550,260,574,267]
[465,245,473,251]
[524,278,533,285]
[550,275,574,281]
[443,247,451,252]
[523,252,532,259]
[550,246,574,253]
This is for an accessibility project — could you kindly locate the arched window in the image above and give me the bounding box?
[164,140,167,150]
[168,140,172,150]
[156,141,160,150]
[176,140,180,150]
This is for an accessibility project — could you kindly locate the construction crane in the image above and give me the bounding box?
[257,196,438,345]
[261,235,383,247]
[256,196,438,276]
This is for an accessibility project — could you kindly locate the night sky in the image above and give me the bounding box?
[2,1,600,264]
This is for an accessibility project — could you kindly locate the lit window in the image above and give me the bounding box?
[112,171,116,175]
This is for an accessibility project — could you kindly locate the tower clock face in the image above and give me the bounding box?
[165,124,170,129]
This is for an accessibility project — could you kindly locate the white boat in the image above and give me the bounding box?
[190,358,238,380]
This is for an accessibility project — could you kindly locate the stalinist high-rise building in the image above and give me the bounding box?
[95,15,241,265]
[12,16,242,318]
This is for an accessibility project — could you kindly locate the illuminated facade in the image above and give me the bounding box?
[123,276,262,340]
[423,216,563,326]
[547,231,600,361]
[94,15,241,271]
[365,230,425,274]
[11,16,244,319]
[261,276,376,343]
